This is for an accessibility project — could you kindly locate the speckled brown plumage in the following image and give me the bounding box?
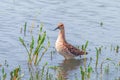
[55,23,88,59]
[65,43,87,56]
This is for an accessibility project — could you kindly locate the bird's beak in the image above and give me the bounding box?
[53,27,59,31]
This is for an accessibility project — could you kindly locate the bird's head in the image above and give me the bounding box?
[54,23,64,31]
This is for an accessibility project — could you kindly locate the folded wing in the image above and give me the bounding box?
[65,43,88,56]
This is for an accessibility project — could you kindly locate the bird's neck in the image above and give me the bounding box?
[57,29,66,43]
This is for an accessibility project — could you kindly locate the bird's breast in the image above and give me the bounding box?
[55,41,64,53]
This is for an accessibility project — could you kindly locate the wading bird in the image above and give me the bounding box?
[54,23,88,59]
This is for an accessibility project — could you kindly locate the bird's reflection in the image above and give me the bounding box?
[57,58,87,80]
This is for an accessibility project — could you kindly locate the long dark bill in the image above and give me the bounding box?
[53,27,59,31]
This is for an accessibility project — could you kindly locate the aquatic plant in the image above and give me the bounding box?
[80,65,93,80]
[19,23,50,66]
[82,41,89,52]
[115,45,119,53]
[82,41,89,68]
[1,67,7,80]
[0,60,10,80]
[45,68,53,80]
[87,66,93,79]
[0,65,24,80]
[40,62,48,80]
[104,64,109,74]
[95,47,102,68]
[49,66,59,71]
[4,60,9,67]
[99,58,116,80]
[28,62,49,80]
[100,58,115,74]
[24,22,27,36]
[10,66,23,80]
[80,69,85,80]
[50,47,56,60]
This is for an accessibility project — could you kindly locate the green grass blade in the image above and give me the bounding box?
[40,24,43,32]
[19,37,29,55]
[24,22,27,36]
[19,37,26,47]
[37,34,41,44]
[34,31,46,55]
[30,36,34,54]
[85,41,88,49]
[40,31,46,45]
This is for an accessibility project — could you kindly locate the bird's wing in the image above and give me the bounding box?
[65,43,87,56]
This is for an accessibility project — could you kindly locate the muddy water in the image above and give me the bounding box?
[0,0,120,80]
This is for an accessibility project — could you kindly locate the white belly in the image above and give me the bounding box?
[55,41,75,59]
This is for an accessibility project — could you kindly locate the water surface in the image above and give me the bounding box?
[0,0,120,80]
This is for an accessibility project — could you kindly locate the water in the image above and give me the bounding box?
[0,0,120,80]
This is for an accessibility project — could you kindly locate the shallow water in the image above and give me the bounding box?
[0,0,120,80]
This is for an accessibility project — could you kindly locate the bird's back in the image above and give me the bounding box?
[64,42,87,56]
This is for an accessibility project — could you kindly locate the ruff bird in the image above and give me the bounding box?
[54,23,88,59]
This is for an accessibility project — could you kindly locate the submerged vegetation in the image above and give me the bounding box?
[0,22,120,80]
[81,41,89,68]
[80,65,93,80]
[19,22,50,65]
[95,47,101,68]
[10,66,23,80]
